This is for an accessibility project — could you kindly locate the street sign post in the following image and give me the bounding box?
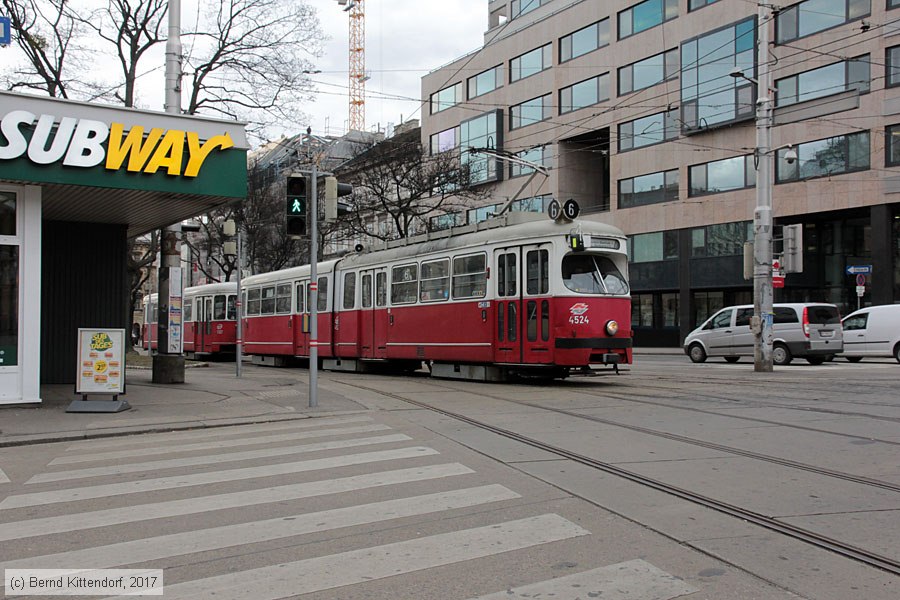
[856,274,866,286]
[547,199,561,221]
[845,265,872,275]
[772,259,785,289]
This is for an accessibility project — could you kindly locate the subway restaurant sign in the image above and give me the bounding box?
[0,91,247,198]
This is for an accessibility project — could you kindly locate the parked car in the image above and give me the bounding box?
[684,303,843,365]
[838,304,900,363]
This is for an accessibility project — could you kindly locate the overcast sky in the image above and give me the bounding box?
[307,0,486,138]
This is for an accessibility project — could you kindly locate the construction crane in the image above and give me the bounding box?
[336,0,366,132]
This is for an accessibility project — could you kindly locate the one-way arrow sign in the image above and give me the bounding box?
[845,265,872,275]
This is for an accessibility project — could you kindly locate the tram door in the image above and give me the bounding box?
[198,296,214,353]
[360,268,388,359]
[493,244,553,364]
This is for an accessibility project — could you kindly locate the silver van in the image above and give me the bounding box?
[684,303,843,365]
[839,304,900,363]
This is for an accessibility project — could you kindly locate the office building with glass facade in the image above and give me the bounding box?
[422,0,900,346]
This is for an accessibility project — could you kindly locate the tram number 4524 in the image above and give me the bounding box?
[568,315,590,325]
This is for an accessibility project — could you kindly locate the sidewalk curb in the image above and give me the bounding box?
[0,409,368,448]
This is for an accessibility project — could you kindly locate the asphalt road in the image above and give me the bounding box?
[1,357,898,599]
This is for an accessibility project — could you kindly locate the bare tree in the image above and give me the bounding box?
[1,0,82,97]
[126,230,159,344]
[336,129,486,242]
[182,211,239,283]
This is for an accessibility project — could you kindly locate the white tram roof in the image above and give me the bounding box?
[341,214,625,270]
[184,282,237,296]
[241,259,341,287]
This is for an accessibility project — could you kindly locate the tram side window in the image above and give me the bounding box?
[526,249,549,295]
[497,253,517,297]
[275,284,292,314]
[362,274,373,308]
[318,276,328,312]
[391,264,418,304]
[227,295,236,320]
[453,253,487,299]
[376,272,387,307]
[296,283,305,313]
[343,272,357,310]
[148,302,157,324]
[420,258,450,302]
[261,286,276,314]
[184,300,193,322]
[214,295,227,320]
[247,289,261,315]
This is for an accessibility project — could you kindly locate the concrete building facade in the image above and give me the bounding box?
[421,0,900,346]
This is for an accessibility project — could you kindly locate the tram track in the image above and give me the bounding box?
[336,377,900,577]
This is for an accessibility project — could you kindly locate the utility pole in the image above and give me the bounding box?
[154,0,185,383]
[753,4,774,372]
[307,127,319,408]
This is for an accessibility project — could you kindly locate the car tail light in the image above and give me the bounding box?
[802,306,810,337]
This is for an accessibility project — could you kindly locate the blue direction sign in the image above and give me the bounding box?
[0,17,11,46]
[845,265,872,275]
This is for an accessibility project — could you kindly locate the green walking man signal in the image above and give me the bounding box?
[286,174,307,237]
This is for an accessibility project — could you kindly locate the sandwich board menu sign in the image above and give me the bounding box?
[76,328,126,396]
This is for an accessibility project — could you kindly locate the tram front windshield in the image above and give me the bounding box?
[562,254,629,295]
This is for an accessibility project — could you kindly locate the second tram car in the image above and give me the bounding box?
[241,214,631,379]
[143,282,238,358]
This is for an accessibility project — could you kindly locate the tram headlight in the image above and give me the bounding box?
[605,320,619,336]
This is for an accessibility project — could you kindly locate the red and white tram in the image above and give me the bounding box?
[142,282,238,358]
[241,214,632,379]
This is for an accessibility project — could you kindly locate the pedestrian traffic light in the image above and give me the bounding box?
[324,176,354,222]
[286,174,307,237]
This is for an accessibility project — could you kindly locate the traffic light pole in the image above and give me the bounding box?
[309,161,319,408]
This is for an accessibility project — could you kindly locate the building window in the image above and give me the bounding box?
[886,124,900,166]
[430,82,462,114]
[776,131,870,183]
[681,17,755,132]
[618,0,678,40]
[888,46,900,87]
[691,222,753,257]
[560,19,610,62]
[775,55,869,106]
[467,204,500,224]
[468,65,503,99]
[460,110,502,184]
[430,126,459,155]
[632,294,654,327]
[618,49,678,95]
[509,195,552,213]
[891,0,900,8]
[689,155,755,196]
[511,94,552,129]
[618,109,678,152]
[689,0,719,10]
[776,0,870,43]
[628,231,679,263]
[618,169,679,208]
[510,145,549,178]
[560,74,609,114]
[510,44,552,82]
[511,0,544,17]
[429,212,466,231]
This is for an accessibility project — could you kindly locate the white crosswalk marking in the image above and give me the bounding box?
[109,514,590,600]
[51,423,392,465]
[28,433,412,484]
[3,485,520,572]
[0,467,9,484]
[1,446,439,510]
[468,559,698,600]
[0,463,474,542]
[64,415,374,451]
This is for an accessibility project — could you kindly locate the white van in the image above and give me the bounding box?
[684,303,843,365]
[839,305,900,363]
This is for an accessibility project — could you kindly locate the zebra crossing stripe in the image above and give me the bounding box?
[3,485,520,572]
[51,424,393,465]
[65,415,374,451]
[0,467,9,484]
[467,559,698,600]
[1,446,439,510]
[110,514,590,600]
[0,463,474,541]
[28,434,413,484]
